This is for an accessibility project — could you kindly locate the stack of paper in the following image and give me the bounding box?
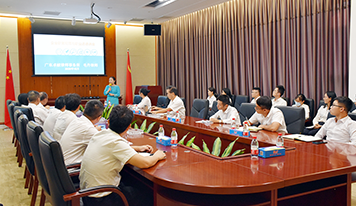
[282,134,322,142]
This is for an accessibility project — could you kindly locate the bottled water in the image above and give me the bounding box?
[231,118,236,129]
[158,124,164,139]
[104,100,108,107]
[171,128,178,147]
[251,136,259,159]
[276,133,284,147]
[243,121,249,137]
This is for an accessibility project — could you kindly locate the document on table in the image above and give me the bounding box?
[282,134,322,142]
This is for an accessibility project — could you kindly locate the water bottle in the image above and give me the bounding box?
[108,100,111,107]
[231,118,236,129]
[104,100,108,107]
[175,111,180,123]
[158,124,164,139]
[276,133,284,147]
[251,136,259,158]
[171,128,178,147]
[243,121,249,137]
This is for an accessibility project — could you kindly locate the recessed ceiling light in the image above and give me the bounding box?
[61,3,67,6]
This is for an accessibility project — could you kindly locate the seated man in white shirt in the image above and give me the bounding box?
[151,87,186,117]
[52,93,81,141]
[43,96,66,136]
[80,105,166,206]
[60,100,104,165]
[27,90,49,126]
[272,85,287,107]
[209,95,241,125]
[250,87,261,104]
[314,96,356,144]
[39,92,50,110]
[248,96,288,133]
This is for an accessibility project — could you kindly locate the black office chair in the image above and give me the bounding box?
[239,103,256,124]
[157,95,169,108]
[282,97,290,106]
[190,99,209,119]
[207,101,218,119]
[305,98,315,119]
[349,113,356,121]
[350,104,356,113]
[7,101,19,145]
[319,100,325,109]
[180,97,186,108]
[133,95,142,105]
[18,114,38,203]
[234,95,249,111]
[230,94,236,106]
[276,106,305,134]
[39,131,129,206]
[27,121,49,206]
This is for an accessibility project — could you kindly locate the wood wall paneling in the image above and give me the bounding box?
[17,18,116,99]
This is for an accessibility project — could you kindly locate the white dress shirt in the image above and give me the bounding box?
[314,116,356,144]
[38,103,50,114]
[249,107,288,133]
[43,108,62,136]
[167,96,186,117]
[292,103,310,120]
[60,115,99,165]
[207,95,217,108]
[272,98,287,107]
[250,96,260,104]
[79,129,137,197]
[28,103,49,126]
[313,106,329,125]
[209,105,241,125]
[137,96,152,111]
[52,110,77,141]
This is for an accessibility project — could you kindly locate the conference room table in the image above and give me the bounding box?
[122,114,356,206]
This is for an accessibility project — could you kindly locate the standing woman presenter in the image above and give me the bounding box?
[104,76,120,106]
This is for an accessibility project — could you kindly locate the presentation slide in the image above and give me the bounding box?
[33,34,105,75]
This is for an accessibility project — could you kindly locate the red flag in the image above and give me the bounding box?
[4,48,15,128]
[125,50,133,105]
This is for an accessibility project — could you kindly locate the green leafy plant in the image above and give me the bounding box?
[131,119,156,133]
[102,105,114,119]
[184,136,244,157]
[79,105,84,112]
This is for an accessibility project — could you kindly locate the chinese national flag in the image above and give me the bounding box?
[125,50,133,105]
[4,48,15,128]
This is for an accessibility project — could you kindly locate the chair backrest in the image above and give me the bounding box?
[17,114,35,176]
[133,95,142,105]
[39,131,77,206]
[230,95,236,106]
[282,97,290,106]
[26,121,51,199]
[180,97,186,108]
[157,95,169,108]
[239,103,256,124]
[305,98,315,119]
[349,113,356,121]
[319,100,325,109]
[234,95,249,111]
[190,99,209,119]
[7,102,17,136]
[14,106,34,121]
[350,103,356,113]
[275,106,305,134]
[207,101,218,119]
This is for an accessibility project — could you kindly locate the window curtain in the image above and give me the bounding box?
[158,0,350,114]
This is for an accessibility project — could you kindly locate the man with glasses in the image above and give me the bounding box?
[247,96,288,133]
[314,96,356,144]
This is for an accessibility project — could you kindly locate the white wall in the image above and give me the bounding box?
[0,17,20,123]
[115,25,156,104]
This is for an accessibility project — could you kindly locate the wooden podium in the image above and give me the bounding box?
[134,85,163,106]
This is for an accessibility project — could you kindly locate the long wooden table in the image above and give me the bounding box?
[123,115,356,206]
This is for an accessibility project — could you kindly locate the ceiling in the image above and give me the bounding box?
[0,0,229,24]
